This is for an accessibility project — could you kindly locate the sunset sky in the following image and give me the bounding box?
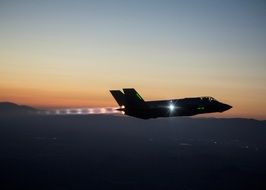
[0,0,265,119]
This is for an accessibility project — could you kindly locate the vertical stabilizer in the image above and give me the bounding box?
[122,88,145,107]
[110,90,125,106]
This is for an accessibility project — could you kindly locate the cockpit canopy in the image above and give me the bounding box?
[201,97,217,102]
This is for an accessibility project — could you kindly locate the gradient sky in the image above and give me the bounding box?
[0,0,265,119]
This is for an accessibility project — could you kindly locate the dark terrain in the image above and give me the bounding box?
[0,103,265,190]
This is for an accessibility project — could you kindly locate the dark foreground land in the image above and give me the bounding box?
[0,114,266,190]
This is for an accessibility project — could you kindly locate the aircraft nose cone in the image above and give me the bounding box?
[222,104,232,111]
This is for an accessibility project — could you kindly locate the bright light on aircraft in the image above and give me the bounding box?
[169,104,175,111]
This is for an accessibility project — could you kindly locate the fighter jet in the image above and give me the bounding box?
[110,88,232,119]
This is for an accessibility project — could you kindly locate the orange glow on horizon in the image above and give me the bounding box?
[0,85,265,120]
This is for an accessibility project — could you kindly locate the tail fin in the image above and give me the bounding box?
[110,90,125,106]
[122,88,145,107]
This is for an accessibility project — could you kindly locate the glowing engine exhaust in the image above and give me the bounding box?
[38,107,121,115]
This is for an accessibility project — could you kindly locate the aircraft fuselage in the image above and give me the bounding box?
[111,89,232,119]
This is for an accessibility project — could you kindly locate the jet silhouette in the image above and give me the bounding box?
[110,88,232,119]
